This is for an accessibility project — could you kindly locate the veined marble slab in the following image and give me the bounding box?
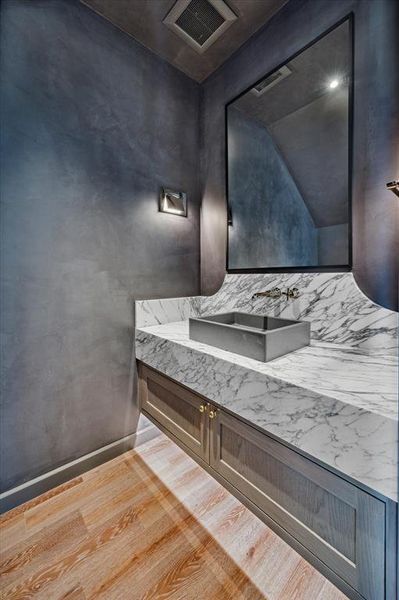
[135,272,398,354]
[135,272,397,500]
[135,296,201,328]
[136,320,398,502]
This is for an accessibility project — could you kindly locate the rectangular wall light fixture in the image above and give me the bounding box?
[159,188,187,216]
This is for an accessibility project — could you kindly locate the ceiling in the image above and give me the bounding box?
[232,21,350,126]
[81,0,288,82]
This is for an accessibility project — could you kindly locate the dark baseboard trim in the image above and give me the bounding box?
[0,424,160,514]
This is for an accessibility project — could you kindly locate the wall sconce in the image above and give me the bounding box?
[159,188,187,216]
[386,180,399,198]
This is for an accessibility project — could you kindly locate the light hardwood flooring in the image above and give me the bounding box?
[0,433,347,599]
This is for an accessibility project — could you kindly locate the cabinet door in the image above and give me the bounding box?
[139,364,209,463]
[210,409,386,600]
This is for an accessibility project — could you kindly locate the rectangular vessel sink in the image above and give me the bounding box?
[189,312,310,362]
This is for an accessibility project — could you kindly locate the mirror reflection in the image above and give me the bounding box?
[227,19,351,270]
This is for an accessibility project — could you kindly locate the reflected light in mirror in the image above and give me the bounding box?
[328,77,341,90]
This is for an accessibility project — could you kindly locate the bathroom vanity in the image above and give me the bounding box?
[135,272,398,600]
[135,17,398,599]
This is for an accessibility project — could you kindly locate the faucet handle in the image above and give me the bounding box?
[270,287,281,298]
[282,287,300,299]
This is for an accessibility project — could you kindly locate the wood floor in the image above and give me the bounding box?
[0,433,347,600]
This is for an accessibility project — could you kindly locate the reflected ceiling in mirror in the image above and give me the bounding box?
[226,17,352,271]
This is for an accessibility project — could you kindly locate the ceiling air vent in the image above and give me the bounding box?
[163,0,237,54]
[251,66,292,97]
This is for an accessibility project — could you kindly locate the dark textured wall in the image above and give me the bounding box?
[200,0,399,310]
[0,0,200,491]
[318,224,348,266]
[228,108,317,268]
[269,90,349,229]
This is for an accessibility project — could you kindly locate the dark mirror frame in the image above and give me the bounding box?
[225,14,354,274]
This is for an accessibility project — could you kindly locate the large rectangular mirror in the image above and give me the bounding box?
[226,17,352,271]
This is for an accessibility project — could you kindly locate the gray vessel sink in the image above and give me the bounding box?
[189,312,310,362]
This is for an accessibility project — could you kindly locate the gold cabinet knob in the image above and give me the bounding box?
[209,409,217,419]
[199,404,206,413]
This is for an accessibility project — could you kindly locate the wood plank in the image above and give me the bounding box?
[0,514,27,552]
[0,433,347,600]
[0,510,87,587]
[24,461,133,532]
[276,559,326,599]
[59,585,87,599]
[0,477,83,524]
[1,504,142,599]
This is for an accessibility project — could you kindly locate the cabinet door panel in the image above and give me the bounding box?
[139,364,209,462]
[210,409,386,600]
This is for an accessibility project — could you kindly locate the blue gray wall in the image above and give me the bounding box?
[228,108,317,268]
[318,224,349,266]
[200,0,399,310]
[0,0,200,492]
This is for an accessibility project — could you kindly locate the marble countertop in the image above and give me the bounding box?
[136,319,398,502]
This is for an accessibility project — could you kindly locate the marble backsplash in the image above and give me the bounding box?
[135,272,398,354]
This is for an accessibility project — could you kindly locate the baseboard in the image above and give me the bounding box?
[0,424,160,514]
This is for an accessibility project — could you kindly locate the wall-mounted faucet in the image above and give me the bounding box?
[252,287,300,300]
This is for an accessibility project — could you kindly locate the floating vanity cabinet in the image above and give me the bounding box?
[210,409,386,600]
[138,364,394,600]
[139,365,209,462]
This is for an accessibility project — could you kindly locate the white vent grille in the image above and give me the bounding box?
[164,0,237,54]
[251,66,292,96]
